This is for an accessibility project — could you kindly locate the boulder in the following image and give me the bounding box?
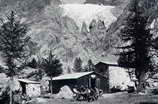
[54,85,73,99]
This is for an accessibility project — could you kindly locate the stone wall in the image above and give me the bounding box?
[26,84,41,97]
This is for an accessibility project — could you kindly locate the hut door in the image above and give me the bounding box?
[20,82,26,94]
[96,78,100,89]
[91,75,96,88]
[91,78,96,88]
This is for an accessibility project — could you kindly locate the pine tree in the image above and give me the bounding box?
[117,0,154,92]
[73,57,83,72]
[89,19,97,33]
[67,66,72,74]
[0,11,30,104]
[81,22,88,35]
[41,51,63,94]
[85,59,95,72]
[27,58,37,68]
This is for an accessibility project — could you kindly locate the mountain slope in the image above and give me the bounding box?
[60,4,117,29]
[0,0,122,69]
[26,3,121,71]
[107,0,158,41]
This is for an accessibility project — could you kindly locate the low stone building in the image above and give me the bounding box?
[18,79,41,97]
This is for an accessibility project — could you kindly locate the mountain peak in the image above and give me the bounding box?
[60,4,117,29]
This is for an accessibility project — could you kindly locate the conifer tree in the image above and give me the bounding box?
[73,57,83,72]
[117,0,154,92]
[85,59,95,72]
[0,11,30,104]
[27,58,37,68]
[41,51,62,94]
[81,22,88,35]
[67,66,72,74]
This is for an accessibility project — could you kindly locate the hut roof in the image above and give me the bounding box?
[52,71,94,80]
[95,61,118,67]
[18,79,40,84]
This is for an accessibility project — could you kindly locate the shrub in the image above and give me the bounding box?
[110,86,121,93]
[0,86,10,104]
[151,88,158,95]
[127,86,135,93]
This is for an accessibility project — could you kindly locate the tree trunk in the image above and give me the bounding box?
[9,77,13,104]
[50,77,53,94]
[136,71,146,93]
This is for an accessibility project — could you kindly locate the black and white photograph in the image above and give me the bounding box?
[0,0,158,104]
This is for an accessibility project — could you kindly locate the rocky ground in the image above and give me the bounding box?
[28,92,158,104]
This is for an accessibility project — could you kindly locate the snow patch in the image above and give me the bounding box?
[60,4,117,28]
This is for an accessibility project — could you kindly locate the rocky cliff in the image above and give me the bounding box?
[0,0,158,71]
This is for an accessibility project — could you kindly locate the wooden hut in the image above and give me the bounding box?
[95,61,135,90]
[49,71,109,94]
[95,62,109,77]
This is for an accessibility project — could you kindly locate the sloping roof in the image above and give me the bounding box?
[95,61,119,67]
[52,71,94,80]
[18,79,40,84]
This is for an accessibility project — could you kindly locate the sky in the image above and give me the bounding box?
[60,0,86,4]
